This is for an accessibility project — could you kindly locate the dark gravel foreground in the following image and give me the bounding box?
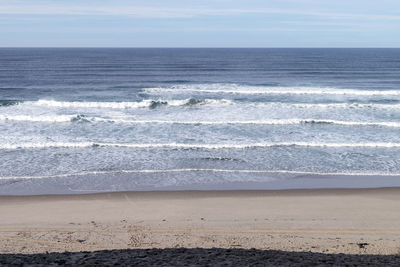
[1,248,400,266]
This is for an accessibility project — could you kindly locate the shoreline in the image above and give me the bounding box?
[1,187,400,255]
[1,185,400,198]
[2,173,400,195]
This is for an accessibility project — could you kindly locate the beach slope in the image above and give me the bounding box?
[1,188,400,256]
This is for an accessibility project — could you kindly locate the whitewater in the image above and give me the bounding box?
[1,48,400,194]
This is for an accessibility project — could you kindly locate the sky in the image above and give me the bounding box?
[0,0,399,47]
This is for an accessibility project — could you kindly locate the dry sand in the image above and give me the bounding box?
[1,188,400,265]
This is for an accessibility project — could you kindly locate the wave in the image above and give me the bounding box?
[143,84,400,96]
[201,157,240,161]
[2,141,400,150]
[297,119,400,128]
[26,100,400,111]
[0,100,23,107]
[102,119,400,128]
[290,103,400,110]
[1,168,400,180]
[0,114,90,123]
[2,115,399,128]
[28,99,232,109]
[5,99,400,113]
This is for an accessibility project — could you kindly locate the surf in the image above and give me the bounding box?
[2,141,400,150]
[2,115,400,128]
[26,98,232,109]
[143,84,400,96]
[1,168,400,180]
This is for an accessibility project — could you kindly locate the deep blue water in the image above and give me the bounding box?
[1,48,400,194]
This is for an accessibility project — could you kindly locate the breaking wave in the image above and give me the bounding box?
[0,100,23,107]
[102,119,400,128]
[0,114,90,123]
[144,84,400,96]
[28,98,232,109]
[2,141,400,150]
[1,168,400,180]
[3,98,400,114]
[1,115,399,128]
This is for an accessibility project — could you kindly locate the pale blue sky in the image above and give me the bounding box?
[1,0,399,47]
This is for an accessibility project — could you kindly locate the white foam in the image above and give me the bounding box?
[26,99,232,109]
[14,99,400,111]
[0,114,76,123]
[144,84,400,96]
[1,168,400,180]
[33,99,153,109]
[0,142,95,149]
[2,141,400,150]
[290,103,400,109]
[3,115,399,128]
[103,119,400,128]
[99,142,400,149]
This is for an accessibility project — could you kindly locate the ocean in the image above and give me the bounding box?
[1,48,400,194]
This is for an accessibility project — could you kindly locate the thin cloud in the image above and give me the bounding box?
[0,26,365,34]
[0,4,399,20]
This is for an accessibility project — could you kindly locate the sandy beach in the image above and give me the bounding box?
[1,187,400,261]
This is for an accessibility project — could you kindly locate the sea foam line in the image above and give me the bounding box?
[102,119,400,128]
[26,99,232,109]
[0,114,79,123]
[1,115,400,128]
[32,99,173,108]
[290,103,400,109]
[1,169,400,180]
[6,99,400,112]
[2,142,400,150]
[144,86,400,96]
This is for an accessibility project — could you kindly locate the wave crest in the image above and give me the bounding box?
[0,100,23,107]
[144,84,400,96]
[2,115,400,128]
[2,141,400,150]
[28,98,230,109]
[2,169,400,180]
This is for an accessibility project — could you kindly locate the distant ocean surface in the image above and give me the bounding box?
[1,48,400,194]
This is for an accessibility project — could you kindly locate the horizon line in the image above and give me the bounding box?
[1,46,400,49]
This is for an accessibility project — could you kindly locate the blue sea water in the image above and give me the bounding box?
[1,48,400,194]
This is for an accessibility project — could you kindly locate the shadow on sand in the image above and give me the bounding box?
[1,248,399,266]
